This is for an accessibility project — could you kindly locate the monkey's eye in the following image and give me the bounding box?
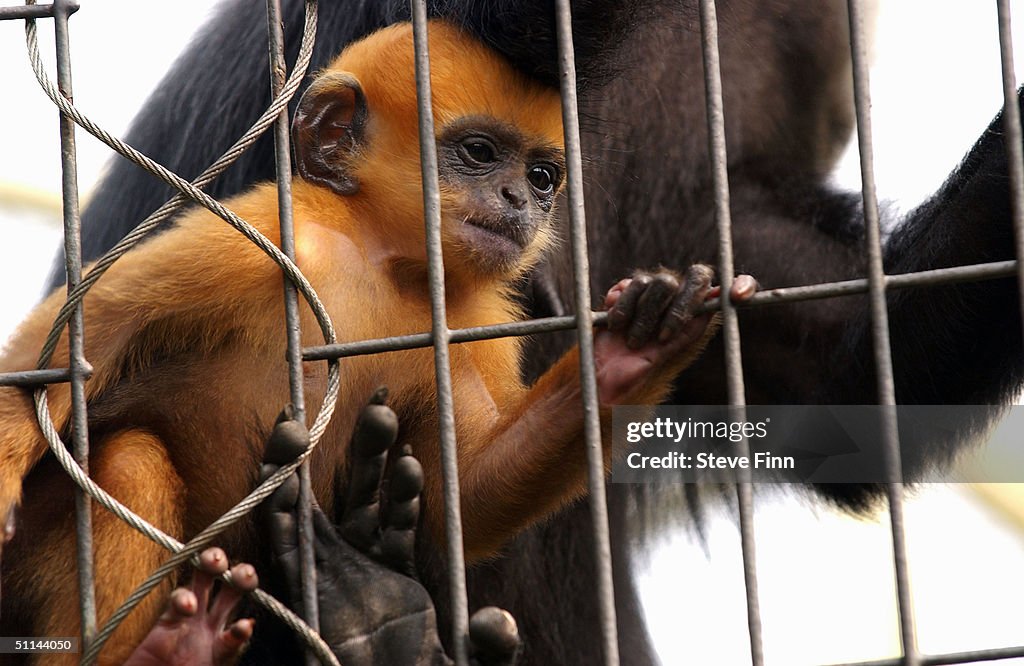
[459,137,498,165]
[527,164,559,194]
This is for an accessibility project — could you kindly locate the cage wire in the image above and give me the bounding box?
[0,0,1023,665]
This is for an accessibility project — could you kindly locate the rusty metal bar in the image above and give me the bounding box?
[697,2,764,665]
[50,0,96,648]
[553,1,620,662]
[265,0,320,661]
[846,1,919,665]
[409,4,470,664]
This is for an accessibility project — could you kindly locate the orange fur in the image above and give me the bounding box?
[0,21,713,658]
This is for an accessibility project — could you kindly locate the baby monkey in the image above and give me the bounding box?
[0,20,752,663]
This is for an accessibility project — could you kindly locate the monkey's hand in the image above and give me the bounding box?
[597,266,757,405]
[261,393,520,666]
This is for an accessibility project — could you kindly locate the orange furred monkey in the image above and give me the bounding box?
[0,21,730,663]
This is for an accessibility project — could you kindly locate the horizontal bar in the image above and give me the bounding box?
[825,644,1024,666]
[0,4,56,20]
[0,365,91,387]
[303,312,610,361]
[303,259,1018,362]
[702,260,1019,311]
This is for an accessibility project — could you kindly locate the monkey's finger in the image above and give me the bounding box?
[192,547,230,617]
[146,587,199,634]
[469,607,520,666]
[658,264,714,344]
[706,274,759,303]
[264,472,300,556]
[626,270,680,349]
[213,618,255,664]
[606,272,650,332]
[349,401,399,459]
[380,454,423,576]
[262,472,303,599]
[730,274,758,302]
[165,587,199,620]
[207,562,258,628]
[264,413,309,467]
[603,278,632,311]
[341,395,399,550]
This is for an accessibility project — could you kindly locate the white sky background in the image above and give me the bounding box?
[1,2,1024,665]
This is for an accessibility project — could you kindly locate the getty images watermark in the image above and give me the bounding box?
[611,405,1024,484]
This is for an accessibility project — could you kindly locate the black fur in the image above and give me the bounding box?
[52,1,1023,664]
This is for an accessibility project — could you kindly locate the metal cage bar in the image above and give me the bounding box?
[553,0,621,663]
[846,1,920,665]
[409,4,472,664]
[264,2,321,659]
[48,0,98,649]
[697,2,764,665]
[996,0,1024,343]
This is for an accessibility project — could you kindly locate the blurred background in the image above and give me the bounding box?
[1,2,1023,664]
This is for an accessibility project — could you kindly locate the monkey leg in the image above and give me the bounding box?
[17,430,185,666]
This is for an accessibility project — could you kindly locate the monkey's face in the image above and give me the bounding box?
[437,116,565,277]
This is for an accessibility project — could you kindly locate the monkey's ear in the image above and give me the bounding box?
[292,72,368,196]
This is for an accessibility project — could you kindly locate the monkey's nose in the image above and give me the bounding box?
[501,186,527,211]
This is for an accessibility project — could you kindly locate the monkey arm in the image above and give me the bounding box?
[434,269,719,561]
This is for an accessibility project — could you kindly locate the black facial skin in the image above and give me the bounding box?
[438,116,564,273]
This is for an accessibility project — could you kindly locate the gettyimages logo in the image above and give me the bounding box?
[611,404,1024,484]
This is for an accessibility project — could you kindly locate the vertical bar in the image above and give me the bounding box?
[696,2,764,665]
[51,0,96,648]
[996,0,1024,342]
[552,2,620,664]
[409,5,470,664]
[846,2,920,665]
[265,0,320,659]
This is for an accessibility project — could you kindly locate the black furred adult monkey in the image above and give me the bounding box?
[46,1,1024,665]
[1,18,726,665]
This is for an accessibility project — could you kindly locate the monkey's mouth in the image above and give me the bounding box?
[465,216,529,247]
[461,215,531,267]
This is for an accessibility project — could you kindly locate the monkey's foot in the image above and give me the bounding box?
[597,266,757,405]
[124,547,257,666]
